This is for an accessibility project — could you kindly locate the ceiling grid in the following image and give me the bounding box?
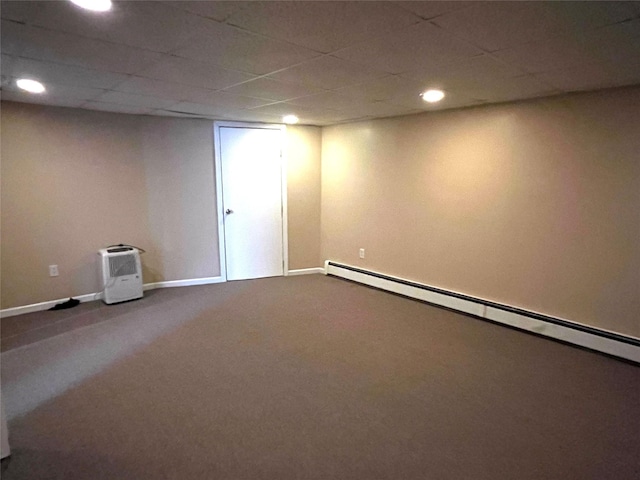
[1,0,639,125]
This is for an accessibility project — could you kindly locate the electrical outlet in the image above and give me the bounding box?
[49,265,59,277]
[359,248,365,259]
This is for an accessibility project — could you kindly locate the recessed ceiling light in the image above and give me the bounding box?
[69,0,112,12]
[282,114,299,124]
[16,78,46,94]
[421,89,445,103]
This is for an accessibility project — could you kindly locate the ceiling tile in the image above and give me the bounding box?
[447,74,560,104]
[332,75,428,103]
[574,19,640,67]
[0,53,17,76]
[135,55,255,91]
[289,91,375,111]
[39,82,105,101]
[627,17,640,36]
[268,55,389,90]
[1,19,29,56]
[329,101,420,120]
[2,1,639,124]
[0,89,86,108]
[172,22,321,75]
[0,0,43,23]
[535,61,640,92]
[180,90,273,109]
[3,76,106,100]
[248,101,336,116]
[4,1,216,54]
[388,89,482,111]
[2,55,131,89]
[162,104,278,123]
[333,21,483,74]
[165,1,250,22]
[225,2,420,53]
[231,104,293,119]
[1,21,162,74]
[244,102,366,126]
[81,101,153,115]
[164,101,236,117]
[111,76,217,102]
[433,2,636,54]
[541,2,638,32]
[212,109,283,124]
[396,1,475,20]
[492,35,596,74]
[433,2,582,53]
[402,54,527,87]
[221,77,323,102]
[493,19,640,76]
[94,91,178,109]
[150,109,210,119]
[395,55,552,103]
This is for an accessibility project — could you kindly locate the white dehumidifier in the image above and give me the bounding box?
[98,246,143,304]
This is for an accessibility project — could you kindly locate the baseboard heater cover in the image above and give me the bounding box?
[324,261,640,364]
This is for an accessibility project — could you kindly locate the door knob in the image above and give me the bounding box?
[225,209,234,214]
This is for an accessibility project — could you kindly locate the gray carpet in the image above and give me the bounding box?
[1,274,638,479]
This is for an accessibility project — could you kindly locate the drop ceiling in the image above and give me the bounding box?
[1,1,639,126]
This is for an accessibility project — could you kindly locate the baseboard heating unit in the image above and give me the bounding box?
[324,261,640,364]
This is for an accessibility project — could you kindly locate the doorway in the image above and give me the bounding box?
[214,123,287,281]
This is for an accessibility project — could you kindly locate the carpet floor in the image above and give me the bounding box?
[1,274,638,479]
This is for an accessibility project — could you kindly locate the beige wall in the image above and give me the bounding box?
[1,102,322,309]
[321,87,640,338]
[140,117,219,283]
[0,102,221,308]
[1,102,154,308]
[9,85,636,337]
[286,125,322,270]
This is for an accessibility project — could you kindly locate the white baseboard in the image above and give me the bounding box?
[0,276,225,319]
[0,292,101,319]
[325,261,640,364]
[287,268,324,276]
[143,276,225,290]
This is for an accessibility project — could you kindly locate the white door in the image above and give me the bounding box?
[219,126,284,281]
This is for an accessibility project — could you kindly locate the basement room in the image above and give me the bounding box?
[1,1,639,479]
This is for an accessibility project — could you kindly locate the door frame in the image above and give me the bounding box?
[213,121,289,281]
